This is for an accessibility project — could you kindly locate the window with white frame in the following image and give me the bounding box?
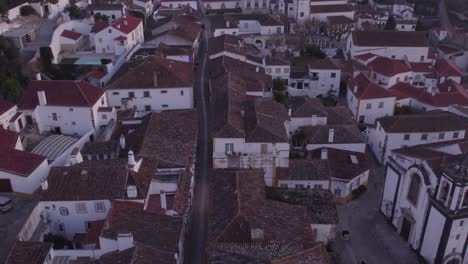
[76,202,87,214]
[59,207,69,216]
[94,201,106,212]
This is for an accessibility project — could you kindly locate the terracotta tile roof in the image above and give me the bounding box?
[352,31,428,47]
[98,106,113,112]
[135,110,197,167]
[18,80,105,110]
[0,128,47,177]
[91,21,109,33]
[434,58,464,77]
[302,125,365,145]
[82,220,105,246]
[389,82,468,107]
[114,35,127,41]
[41,164,129,201]
[102,200,182,252]
[99,243,175,264]
[327,15,354,24]
[368,57,411,77]
[409,62,433,73]
[61,29,82,40]
[207,241,318,263]
[97,15,142,34]
[271,244,332,264]
[325,106,355,125]
[308,148,369,181]
[277,159,329,181]
[107,56,193,89]
[86,69,107,79]
[208,34,260,58]
[289,97,328,118]
[244,98,290,143]
[266,188,338,225]
[377,110,468,133]
[5,241,52,264]
[208,169,313,244]
[348,73,395,100]
[310,4,354,13]
[354,52,378,62]
[0,98,15,116]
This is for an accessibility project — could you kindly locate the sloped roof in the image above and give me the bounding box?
[0,128,47,177]
[208,170,313,244]
[98,243,175,264]
[310,4,354,13]
[102,200,182,252]
[0,99,15,116]
[302,125,365,145]
[348,73,395,100]
[434,58,464,77]
[107,56,193,89]
[94,15,142,34]
[271,244,332,264]
[389,82,468,107]
[352,31,428,47]
[289,97,328,118]
[378,110,468,133]
[60,30,82,40]
[18,80,105,110]
[41,164,129,201]
[369,57,411,77]
[5,242,52,264]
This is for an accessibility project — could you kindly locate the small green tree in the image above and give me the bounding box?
[93,13,109,22]
[415,20,424,31]
[273,78,286,92]
[49,0,59,5]
[300,45,326,59]
[384,15,397,30]
[20,5,36,16]
[1,78,22,99]
[65,4,81,19]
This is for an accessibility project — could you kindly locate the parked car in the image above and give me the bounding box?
[0,196,13,213]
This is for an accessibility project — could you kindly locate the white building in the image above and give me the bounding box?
[211,14,285,38]
[106,56,194,112]
[309,2,355,22]
[367,111,468,164]
[212,98,290,186]
[17,78,112,137]
[346,31,431,62]
[265,56,290,82]
[201,0,240,11]
[380,141,468,264]
[347,73,396,125]
[88,2,125,20]
[0,128,49,194]
[288,58,341,97]
[160,0,198,10]
[0,99,25,132]
[92,15,144,55]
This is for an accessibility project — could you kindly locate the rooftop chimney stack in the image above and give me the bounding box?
[321,148,328,160]
[328,128,335,143]
[127,185,137,198]
[128,150,136,167]
[353,85,358,93]
[37,90,47,106]
[226,20,230,27]
[36,73,41,80]
[119,134,126,150]
[40,178,48,191]
[256,67,259,72]
[288,108,292,117]
[160,191,167,210]
[311,114,317,126]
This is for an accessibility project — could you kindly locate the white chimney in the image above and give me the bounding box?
[311,114,317,126]
[321,148,328,160]
[37,90,47,106]
[127,185,137,198]
[431,91,436,96]
[119,134,126,150]
[40,178,48,191]
[128,150,136,167]
[36,73,41,80]
[328,128,335,143]
[153,72,158,87]
[353,85,358,93]
[262,57,266,66]
[256,67,259,72]
[448,86,451,92]
[160,191,167,209]
[117,233,133,251]
[69,147,83,165]
[288,108,292,117]
[226,20,230,27]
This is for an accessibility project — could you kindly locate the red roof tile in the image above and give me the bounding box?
[434,58,464,77]
[368,57,411,77]
[354,52,378,61]
[409,62,433,73]
[111,15,142,34]
[98,107,113,112]
[389,82,468,107]
[0,98,15,116]
[114,36,127,41]
[352,31,428,47]
[60,30,82,40]
[18,80,105,110]
[348,73,395,100]
[86,69,107,79]
[0,128,47,177]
